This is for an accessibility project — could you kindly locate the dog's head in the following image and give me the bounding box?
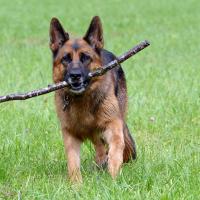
[50,16,104,95]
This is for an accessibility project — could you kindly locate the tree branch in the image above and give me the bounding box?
[0,40,150,103]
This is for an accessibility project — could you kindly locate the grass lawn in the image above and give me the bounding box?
[0,0,199,199]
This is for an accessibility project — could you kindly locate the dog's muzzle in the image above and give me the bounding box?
[66,68,89,95]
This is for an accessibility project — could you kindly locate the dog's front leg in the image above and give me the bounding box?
[103,119,125,178]
[62,128,82,183]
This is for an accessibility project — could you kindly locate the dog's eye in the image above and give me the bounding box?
[62,53,72,64]
[80,53,91,63]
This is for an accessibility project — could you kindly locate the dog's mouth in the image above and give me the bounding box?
[68,80,90,95]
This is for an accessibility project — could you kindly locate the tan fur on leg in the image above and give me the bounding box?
[62,129,82,183]
[103,119,125,178]
[92,136,108,168]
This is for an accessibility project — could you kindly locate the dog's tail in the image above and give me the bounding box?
[123,124,137,162]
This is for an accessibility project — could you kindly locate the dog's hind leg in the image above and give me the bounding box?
[92,135,108,169]
[123,123,137,163]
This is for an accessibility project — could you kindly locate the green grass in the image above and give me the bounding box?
[0,0,200,199]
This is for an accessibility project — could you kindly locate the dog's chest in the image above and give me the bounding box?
[66,101,98,135]
[70,105,95,125]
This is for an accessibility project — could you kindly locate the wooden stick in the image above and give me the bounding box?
[0,40,150,103]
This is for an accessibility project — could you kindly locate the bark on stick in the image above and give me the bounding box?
[0,40,150,103]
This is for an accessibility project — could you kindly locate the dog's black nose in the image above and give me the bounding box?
[69,70,82,82]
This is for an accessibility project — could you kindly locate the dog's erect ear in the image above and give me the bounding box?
[49,18,69,54]
[83,16,104,50]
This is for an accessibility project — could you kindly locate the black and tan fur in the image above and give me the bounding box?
[49,16,136,183]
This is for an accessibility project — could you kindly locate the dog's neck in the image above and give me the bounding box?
[60,72,113,112]
[61,84,108,113]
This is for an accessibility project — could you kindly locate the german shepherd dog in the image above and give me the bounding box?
[49,16,136,183]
